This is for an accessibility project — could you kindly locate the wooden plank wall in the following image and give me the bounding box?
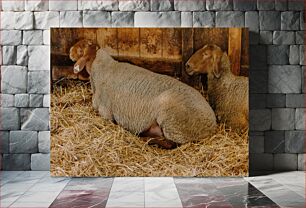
[51,28,249,86]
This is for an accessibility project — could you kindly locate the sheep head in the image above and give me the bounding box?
[185,44,230,78]
[69,39,99,75]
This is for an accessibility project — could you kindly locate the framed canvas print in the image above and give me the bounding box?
[50,28,249,177]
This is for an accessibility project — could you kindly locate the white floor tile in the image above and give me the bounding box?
[0,196,20,208]
[9,201,52,208]
[106,191,144,208]
[1,182,36,196]
[8,190,61,208]
[246,175,305,207]
[145,177,182,208]
[111,177,144,192]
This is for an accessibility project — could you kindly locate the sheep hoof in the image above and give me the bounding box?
[141,137,178,149]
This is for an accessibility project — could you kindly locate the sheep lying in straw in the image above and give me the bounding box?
[185,44,248,130]
[69,39,217,149]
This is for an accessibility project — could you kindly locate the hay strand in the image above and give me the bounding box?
[51,80,248,177]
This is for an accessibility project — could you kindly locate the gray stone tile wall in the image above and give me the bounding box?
[0,0,304,174]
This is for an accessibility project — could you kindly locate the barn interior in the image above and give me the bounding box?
[50,28,249,177]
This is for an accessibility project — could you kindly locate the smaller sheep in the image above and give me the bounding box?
[69,39,217,149]
[185,44,248,130]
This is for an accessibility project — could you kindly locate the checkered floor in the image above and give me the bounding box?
[1,171,305,207]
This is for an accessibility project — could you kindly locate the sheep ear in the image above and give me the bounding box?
[220,52,230,70]
[74,56,87,74]
[212,54,221,78]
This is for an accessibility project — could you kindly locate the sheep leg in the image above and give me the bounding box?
[97,105,116,123]
[140,123,177,149]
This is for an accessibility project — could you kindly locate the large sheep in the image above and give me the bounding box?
[185,44,248,130]
[69,39,217,149]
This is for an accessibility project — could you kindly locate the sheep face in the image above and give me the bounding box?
[185,44,229,78]
[69,39,99,75]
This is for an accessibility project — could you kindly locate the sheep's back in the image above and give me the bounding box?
[91,59,215,136]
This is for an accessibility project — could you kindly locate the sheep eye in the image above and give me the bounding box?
[77,48,83,56]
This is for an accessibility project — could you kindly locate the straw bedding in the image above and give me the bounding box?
[51,80,248,177]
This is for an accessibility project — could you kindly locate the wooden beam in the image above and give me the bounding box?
[228,28,242,76]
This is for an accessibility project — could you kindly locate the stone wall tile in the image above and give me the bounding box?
[1,30,22,45]
[31,153,50,170]
[151,0,173,11]
[27,71,50,94]
[275,0,287,11]
[43,30,50,45]
[119,0,150,11]
[206,0,233,10]
[49,0,77,10]
[260,31,273,44]
[181,12,193,27]
[34,11,60,29]
[266,94,286,108]
[15,94,29,107]
[0,131,9,153]
[281,11,300,30]
[135,11,180,27]
[43,94,50,107]
[60,11,83,27]
[79,0,119,11]
[23,30,43,45]
[272,108,295,130]
[250,94,266,109]
[269,65,301,93]
[250,70,268,93]
[17,45,28,66]
[0,108,20,130]
[112,12,134,27]
[274,153,298,170]
[298,154,305,170]
[26,0,49,11]
[29,94,44,107]
[83,11,111,27]
[249,153,273,170]
[3,154,31,170]
[273,31,295,45]
[10,131,38,153]
[267,45,289,64]
[250,109,271,131]
[14,11,34,30]
[299,45,304,65]
[285,130,304,153]
[2,1,25,11]
[288,0,304,11]
[2,46,17,65]
[0,94,15,107]
[174,0,205,11]
[233,0,257,10]
[286,94,304,107]
[21,108,49,131]
[295,108,305,130]
[289,45,300,64]
[259,11,281,31]
[1,12,15,29]
[216,11,245,27]
[296,31,304,44]
[193,12,215,27]
[264,131,285,153]
[28,46,50,71]
[257,0,274,10]
[1,66,27,94]
[249,136,264,153]
[38,131,50,153]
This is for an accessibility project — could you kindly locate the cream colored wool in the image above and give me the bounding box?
[84,49,217,144]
